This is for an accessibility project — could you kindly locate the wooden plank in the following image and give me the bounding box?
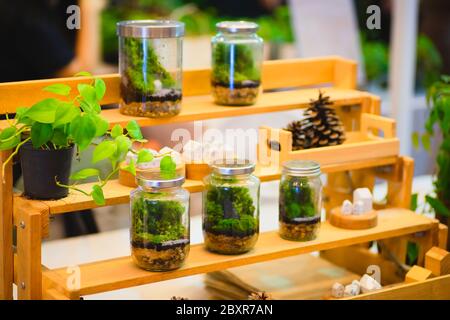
[0,57,355,114]
[17,155,398,217]
[438,224,448,249]
[42,209,435,297]
[0,87,373,131]
[15,198,45,299]
[0,150,13,300]
[348,274,450,300]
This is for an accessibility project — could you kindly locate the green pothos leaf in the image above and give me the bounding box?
[92,185,105,205]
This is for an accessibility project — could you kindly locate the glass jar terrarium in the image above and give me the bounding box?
[130,175,190,271]
[279,160,322,241]
[117,20,184,118]
[203,159,260,254]
[211,21,263,106]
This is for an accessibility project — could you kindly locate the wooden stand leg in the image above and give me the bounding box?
[0,150,13,300]
[15,203,43,300]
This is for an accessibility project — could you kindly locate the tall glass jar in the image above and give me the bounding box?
[130,175,190,271]
[211,21,264,106]
[203,159,260,254]
[279,160,322,241]
[117,20,184,118]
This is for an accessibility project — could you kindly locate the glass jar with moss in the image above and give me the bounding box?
[211,21,263,106]
[203,159,260,254]
[279,160,322,241]
[130,175,189,271]
[117,20,184,118]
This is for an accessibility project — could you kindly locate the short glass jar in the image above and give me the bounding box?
[203,160,260,254]
[117,20,184,118]
[279,160,322,241]
[211,21,264,106]
[130,175,190,271]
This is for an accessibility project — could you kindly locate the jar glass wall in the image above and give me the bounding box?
[279,160,322,241]
[130,175,190,271]
[117,20,184,118]
[211,21,264,106]
[203,160,260,254]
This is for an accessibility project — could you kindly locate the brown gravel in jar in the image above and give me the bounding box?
[131,244,189,271]
[212,85,260,106]
[204,231,258,254]
[120,99,181,118]
[279,221,320,242]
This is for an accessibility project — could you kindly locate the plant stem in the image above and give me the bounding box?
[2,137,31,183]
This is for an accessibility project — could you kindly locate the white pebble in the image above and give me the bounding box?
[353,188,373,213]
[153,79,162,91]
[360,274,382,293]
[331,282,345,298]
[341,200,353,215]
[352,200,365,215]
[344,283,360,297]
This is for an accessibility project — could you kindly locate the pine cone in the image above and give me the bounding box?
[248,292,273,300]
[285,91,346,150]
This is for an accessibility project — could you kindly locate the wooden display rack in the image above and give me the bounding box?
[0,57,447,300]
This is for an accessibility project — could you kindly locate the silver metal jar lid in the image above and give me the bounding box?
[137,175,185,189]
[282,160,321,177]
[117,20,185,38]
[210,159,255,175]
[216,21,259,34]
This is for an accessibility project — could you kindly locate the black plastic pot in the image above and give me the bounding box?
[19,142,74,200]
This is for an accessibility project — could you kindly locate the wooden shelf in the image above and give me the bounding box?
[43,209,437,299]
[0,87,372,131]
[16,155,398,216]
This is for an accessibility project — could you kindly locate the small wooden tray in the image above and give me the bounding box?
[329,207,378,230]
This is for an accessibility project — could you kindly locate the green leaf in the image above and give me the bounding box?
[24,98,59,123]
[160,155,176,172]
[77,84,98,112]
[410,193,418,211]
[426,195,450,217]
[94,78,106,101]
[92,140,117,164]
[137,149,154,164]
[126,120,143,140]
[70,168,100,180]
[43,84,71,96]
[122,158,136,176]
[92,114,109,137]
[421,133,431,152]
[51,128,69,147]
[91,185,105,205]
[31,122,53,148]
[54,103,81,127]
[406,242,418,266]
[69,115,96,151]
[412,132,420,149]
[0,127,20,151]
[74,71,92,77]
[114,135,132,161]
[111,124,123,139]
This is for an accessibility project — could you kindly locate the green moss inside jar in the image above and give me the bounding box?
[279,160,322,241]
[203,160,260,254]
[130,175,190,271]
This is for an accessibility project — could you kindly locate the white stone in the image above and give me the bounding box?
[353,188,373,213]
[344,283,360,297]
[331,282,345,298]
[360,274,382,293]
[341,200,353,215]
[352,200,365,215]
[153,79,162,91]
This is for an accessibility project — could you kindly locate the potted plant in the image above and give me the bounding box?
[413,75,450,248]
[0,72,164,204]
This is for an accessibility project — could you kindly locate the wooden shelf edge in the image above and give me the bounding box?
[43,209,436,298]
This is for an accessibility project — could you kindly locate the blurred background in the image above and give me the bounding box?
[1,0,450,298]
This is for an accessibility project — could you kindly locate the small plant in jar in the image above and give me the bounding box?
[279,160,322,241]
[211,21,263,106]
